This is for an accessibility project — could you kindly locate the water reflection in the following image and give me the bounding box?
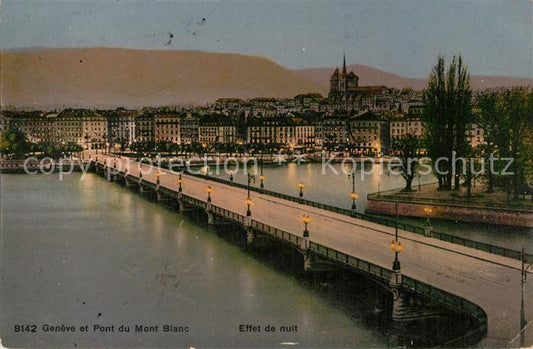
[1,173,481,347]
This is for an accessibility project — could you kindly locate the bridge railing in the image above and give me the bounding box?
[402,275,488,346]
[181,194,207,209]
[368,191,533,211]
[211,205,246,224]
[309,242,393,281]
[250,220,303,247]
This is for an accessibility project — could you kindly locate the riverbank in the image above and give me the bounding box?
[366,182,533,228]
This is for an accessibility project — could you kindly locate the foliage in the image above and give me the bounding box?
[0,128,29,159]
[423,55,472,190]
[391,133,421,191]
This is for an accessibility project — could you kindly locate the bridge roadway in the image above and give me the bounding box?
[94,155,532,347]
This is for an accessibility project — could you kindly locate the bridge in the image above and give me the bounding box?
[90,154,532,347]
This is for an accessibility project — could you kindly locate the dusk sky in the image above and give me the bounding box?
[1,1,531,78]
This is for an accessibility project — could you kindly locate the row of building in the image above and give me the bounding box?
[1,108,485,156]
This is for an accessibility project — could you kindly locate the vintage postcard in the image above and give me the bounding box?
[1,1,532,348]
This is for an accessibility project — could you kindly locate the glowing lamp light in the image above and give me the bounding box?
[298,182,305,190]
[302,214,311,225]
[245,197,253,207]
[424,207,433,215]
[391,240,403,253]
[350,192,358,200]
[206,186,213,193]
[259,175,265,181]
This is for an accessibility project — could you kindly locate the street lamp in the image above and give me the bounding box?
[350,192,358,210]
[302,214,311,238]
[247,172,255,198]
[206,185,212,203]
[424,207,433,226]
[390,240,403,270]
[260,153,265,189]
[348,170,357,211]
[229,170,234,182]
[156,171,160,185]
[178,173,183,192]
[521,247,533,347]
[391,201,402,271]
[245,197,253,217]
[298,182,305,198]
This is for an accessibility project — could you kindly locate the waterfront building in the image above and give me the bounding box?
[54,109,107,149]
[247,117,315,150]
[6,111,55,144]
[198,116,236,145]
[134,113,155,142]
[154,112,181,143]
[466,123,486,148]
[350,112,390,156]
[315,117,350,148]
[179,114,200,145]
[390,115,425,141]
[105,109,136,149]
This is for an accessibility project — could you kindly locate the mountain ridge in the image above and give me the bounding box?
[1,47,531,110]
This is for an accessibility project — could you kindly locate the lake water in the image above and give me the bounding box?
[1,172,473,347]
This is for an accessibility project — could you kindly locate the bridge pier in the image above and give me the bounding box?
[139,183,151,194]
[206,202,215,225]
[156,189,166,202]
[390,271,408,321]
[246,226,256,245]
[303,252,314,272]
[302,253,339,272]
[125,176,135,187]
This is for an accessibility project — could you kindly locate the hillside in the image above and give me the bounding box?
[1,48,531,110]
[0,48,326,109]
[293,65,533,91]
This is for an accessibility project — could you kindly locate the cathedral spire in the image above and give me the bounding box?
[342,51,347,75]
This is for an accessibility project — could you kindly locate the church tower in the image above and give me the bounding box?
[329,53,359,110]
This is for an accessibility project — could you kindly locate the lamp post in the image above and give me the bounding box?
[245,172,255,217]
[247,172,255,198]
[391,201,402,271]
[206,185,212,203]
[260,153,265,189]
[229,170,234,182]
[302,214,311,237]
[350,192,358,211]
[521,247,533,347]
[418,173,421,191]
[178,173,183,192]
[245,197,253,217]
[348,170,357,211]
[424,207,433,226]
[156,171,160,185]
[298,182,305,198]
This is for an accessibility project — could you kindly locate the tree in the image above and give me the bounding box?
[0,128,29,159]
[496,87,533,200]
[391,133,420,191]
[423,55,472,190]
[475,90,500,193]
